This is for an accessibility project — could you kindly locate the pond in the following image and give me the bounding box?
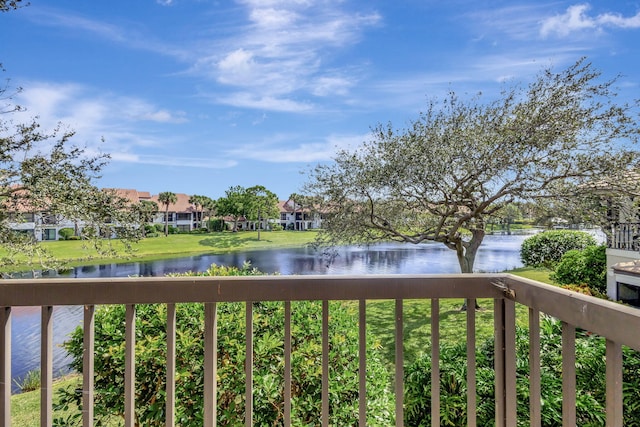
[10,233,530,391]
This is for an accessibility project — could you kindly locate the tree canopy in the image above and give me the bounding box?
[0,73,142,270]
[304,58,640,273]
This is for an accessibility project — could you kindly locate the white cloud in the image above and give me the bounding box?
[191,1,381,111]
[216,92,314,112]
[540,4,640,38]
[12,81,192,167]
[110,153,237,169]
[228,132,369,163]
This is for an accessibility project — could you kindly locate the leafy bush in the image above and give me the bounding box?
[154,223,164,233]
[520,230,597,268]
[144,224,156,234]
[58,227,75,240]
[404,316,640,426]
[55,263,392,426]
[552,245,607,294]
[207,219,226,232]
[270,223,283,231]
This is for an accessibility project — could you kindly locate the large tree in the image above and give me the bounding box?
[304,59,639,275]
[216,186,248,232]
[157,191,177,236]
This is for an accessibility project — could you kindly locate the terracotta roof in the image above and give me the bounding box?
[149,193,197,213]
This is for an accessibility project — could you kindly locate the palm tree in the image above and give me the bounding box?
[188,195,203,229]
[158,191,177,236]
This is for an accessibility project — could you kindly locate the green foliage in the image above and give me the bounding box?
[154,223,164,233]
[520,230,597,268]
[207,218,226,232]
[404,316,640,426]
[13,369,40,393]
[552,245,607,294]
[56,263,392,426]
[57,227,75,240]
[270,223,283,231]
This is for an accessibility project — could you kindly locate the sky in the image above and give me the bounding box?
[1,0,640,200]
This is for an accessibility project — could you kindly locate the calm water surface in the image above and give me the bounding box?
[11,234,529,390]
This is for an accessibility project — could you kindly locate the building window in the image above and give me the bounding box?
[176,213,191,221]
[163,213,175,222]
[280,213,287,221]
[22,213,35,222]
[177,224,190,232]
[617,282,640,307]
[42,228,57,241]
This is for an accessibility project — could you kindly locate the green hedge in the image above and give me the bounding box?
[520,230,597,268]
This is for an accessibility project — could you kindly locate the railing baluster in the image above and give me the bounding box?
[504,299,516,427]
[561,322,576,426]
[528,308,541,427]
[431,298,439,427]
[395,299,403,427]
[284,301,291,427]
[606,340,623,427]
[245,302,253,427]
[322,300,329,427]
[83,305,94,427]
[125,304,136,427]
[166,303,176,427]
[359,299,366,427]
[466,298,476,427]
[41,306,53,427]
[0,307,11,427]
[494,299,505,427]
[204,303,217,427]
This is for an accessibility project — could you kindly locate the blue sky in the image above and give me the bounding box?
[2,0,639,200]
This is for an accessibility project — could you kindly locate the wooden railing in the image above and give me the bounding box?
[1,274,639,426]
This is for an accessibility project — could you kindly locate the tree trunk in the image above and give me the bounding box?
[454,229,485,310]
[164,206,169,237]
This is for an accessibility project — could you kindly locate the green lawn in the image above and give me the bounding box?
[0,230,320,273]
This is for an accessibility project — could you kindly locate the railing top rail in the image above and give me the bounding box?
[503,274,640,351]
[0,274,503,306]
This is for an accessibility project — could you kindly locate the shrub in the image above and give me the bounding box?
[404,316,640,426]
[207,219,226,232]
[58,227,75,240]
[520,230,597,268]
[552,245,607,294]
[56,263,392,426]
[144,224,156,235]
[154,223,164,233]
[270,223,283,231]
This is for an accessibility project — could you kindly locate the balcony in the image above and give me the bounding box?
[609,222,640,251]
[1,274,639,426]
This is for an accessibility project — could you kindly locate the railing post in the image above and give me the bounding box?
[606,340,623,427]
[204,303,217,427]
[41,306,53,427]
[166,303,176,427]
[83,305,95,427]
[125,304,136,427]
[0,307,10,427]
[431,299,439,427]
[494,298,517,427]
[245,302,254,427]
[395,299,404,427]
